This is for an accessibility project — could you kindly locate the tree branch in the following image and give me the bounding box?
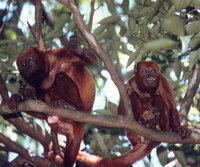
[179,62,200,125]
[28,0,45,50]
[88,0,95,32]
[11,99,200,144]
[0,132,53,167]
[0,75,9,105]
[57,0,133,119]
[0,1,10,36]
[0,74,52,154]
[6,116,53,153]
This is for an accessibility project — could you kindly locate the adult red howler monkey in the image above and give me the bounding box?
[77,60,190,167]
[8,46,97,167]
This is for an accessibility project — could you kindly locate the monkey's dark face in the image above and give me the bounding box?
[17,47,48,88]
[136,61,160,92]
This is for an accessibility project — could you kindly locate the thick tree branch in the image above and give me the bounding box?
[179,62,200,125]
[10,99,200,144]
[57,0,133,119]
[0,132,53,167]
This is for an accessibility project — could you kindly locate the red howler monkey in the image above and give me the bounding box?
[77,60,190,167]
[8,46,97,167]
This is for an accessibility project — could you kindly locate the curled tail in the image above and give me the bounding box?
[77,141,160,167]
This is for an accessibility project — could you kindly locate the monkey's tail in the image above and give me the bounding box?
[77,142,160,167]
[63,124,85,167]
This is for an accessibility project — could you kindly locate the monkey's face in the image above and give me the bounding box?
[17,47,48,88]
[136,61,160,92]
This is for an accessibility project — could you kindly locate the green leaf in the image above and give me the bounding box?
[128,35,144,47]
[126,48,141,68]
[0,39,20,45]
[107,101,118,115]
[144,38,176,50]
[105,25,116,39]
[173,150,187,167]
[162,15,185,36]
[128,18,136,33]
[4,29,17,40]
[121,42,134,56]
[118,20,127,36]
[93,24,107,36]
[185,21,200,35]
[44,30,63,40]
[189,32,200,49]
[99,15,121,24]
[171,0,192,11]
[140,23,149,40]
[67,19,76,32]
[189,49,200,69]
[135,0,153,6]
[173,61,181,79]
[111,39,120,60]
[55,13,70,30]
[157,146,168,166]
[105,0,116,15]
[121,0,129,11]
[6,74,18,93]
[190,0,200,8]
[171,50,179,59]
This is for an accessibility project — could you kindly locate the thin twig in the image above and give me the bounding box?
[28,0,45,50]
[0,1,10,35]
[88,0,95,32]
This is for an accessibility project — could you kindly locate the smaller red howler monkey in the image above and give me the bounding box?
[77,60,190,167]
[8,46,97,167]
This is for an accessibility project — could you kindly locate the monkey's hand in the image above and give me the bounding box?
[18,82,37,100]
[7,94,21,112]
[173,125,191,140]
[7,82,36,118]
[139,106,160,129]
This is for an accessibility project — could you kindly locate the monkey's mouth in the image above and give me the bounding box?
[146,77,155,84]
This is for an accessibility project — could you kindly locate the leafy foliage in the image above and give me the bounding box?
[0,0,200,166]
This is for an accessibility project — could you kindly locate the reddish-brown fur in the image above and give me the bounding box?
[77,60,190,167]
[8,47,97,167]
